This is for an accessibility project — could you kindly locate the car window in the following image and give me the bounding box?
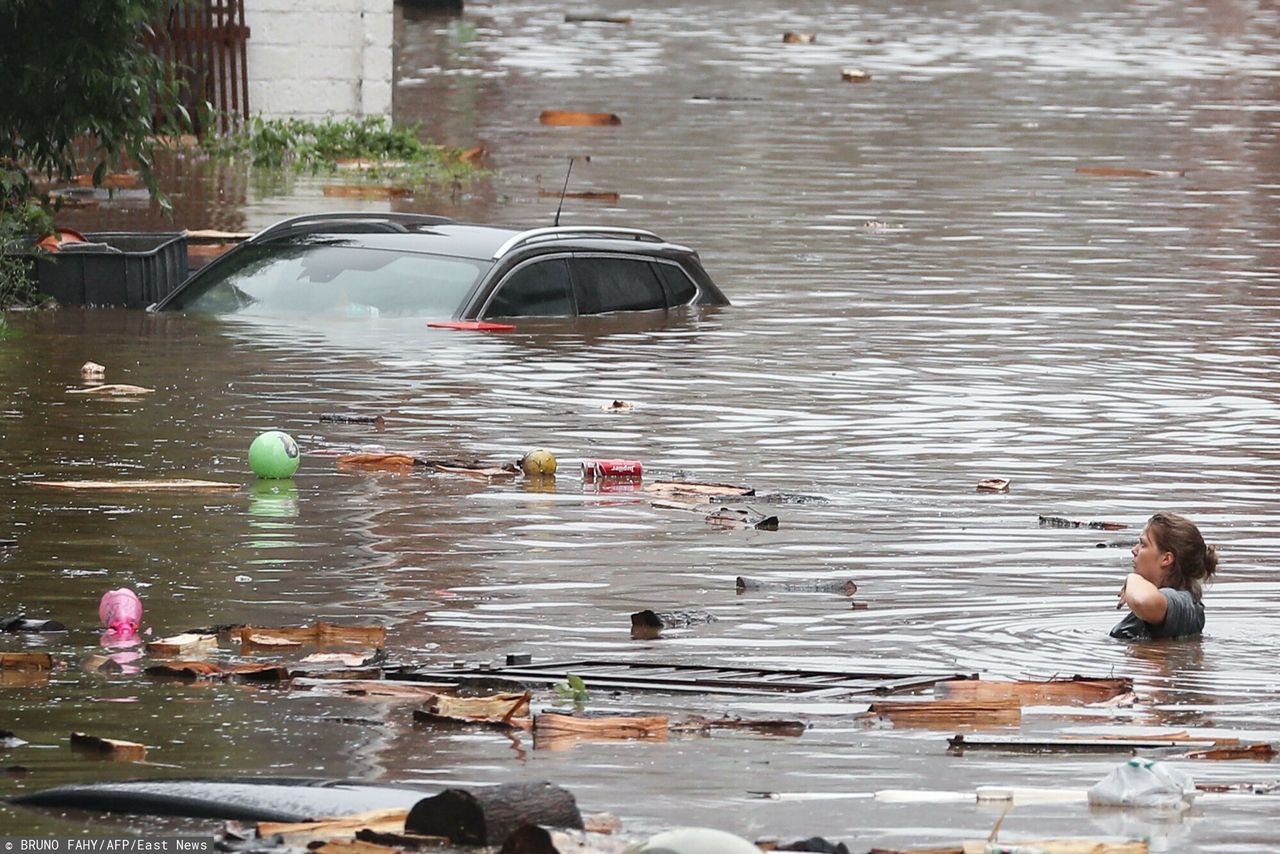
[484,258,573,317]
[168,243,488,318]
[570,257,667,314]
[653,261,697,305]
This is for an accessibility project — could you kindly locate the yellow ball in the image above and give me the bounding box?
[520,449,557,476]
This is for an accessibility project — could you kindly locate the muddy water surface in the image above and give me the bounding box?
[4,0,1280,850]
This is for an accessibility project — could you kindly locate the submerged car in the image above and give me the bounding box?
[152,212,729,319]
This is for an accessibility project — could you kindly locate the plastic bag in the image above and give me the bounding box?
[1087,757,1196,810]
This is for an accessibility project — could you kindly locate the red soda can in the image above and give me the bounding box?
[582,458,644,480]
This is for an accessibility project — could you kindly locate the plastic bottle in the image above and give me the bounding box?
[98,588,143,636]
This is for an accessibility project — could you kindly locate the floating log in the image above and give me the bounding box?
[321,414,387,427]
[645,480,754,499]
[405,781,584,846]
[1038,515,1128,530]
[0,652,54,671]
[705,507,779,530]
[32,479,241,491]
[630,609,717,637]
[539,110,622,127]
[1076,166,1184,178]
[144,661,225,681]
[867,697,1021,728]
[1184,742,1277,761]
[564,13,632,24]
[537,190,621,203]
[337,453,421,470]
[976,478,1010,493]
[932,676,1132,706]
[413,692,532,729]
[534,712,668,741]
[0,616,67,633]
[782,32,816,43]
[146,633,217,658]
[69,732,146,761]
[234,622,386,649]
[322,185,414,199]
[736,576,857,596]
[67,384,154,395]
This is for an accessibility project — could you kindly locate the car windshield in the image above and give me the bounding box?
[164,241,490,318]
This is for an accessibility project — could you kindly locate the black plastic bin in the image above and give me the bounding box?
[27,232,189,308]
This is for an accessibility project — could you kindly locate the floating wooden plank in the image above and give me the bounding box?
[69,732,146,761]
[144,661,225,681]
[146,633,217,658]
[645,481,754,499]
[67,384,155,395]
[537,190,621,203]
[671,716,807,737]
[947,734,1219,753]
[299,652,371,667]
[933,676,1132,706]
[564,13,632,24]
[534,712,667,740]
[867,698,1021,728]
[1184,742,1277,761]
[337,453,420,470]
[976,478,1010,493]
[322,185,414,200]
[257,808,411,842]
[413,692,532,730]
[736,576,857,595]
[230,663,291,683]
[705,506,779,530]
[234,622,386,649]
[1076,165,1184,178]
[0,652,54,671]
[539,110,621,127]
[32,479,241,492]
[1038,515,1128,530]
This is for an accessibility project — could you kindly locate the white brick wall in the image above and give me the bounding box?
[245,0,393,119]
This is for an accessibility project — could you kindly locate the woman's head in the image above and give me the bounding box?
[1141,512,1218,598]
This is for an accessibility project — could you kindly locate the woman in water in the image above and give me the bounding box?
[1112,512,1217,640]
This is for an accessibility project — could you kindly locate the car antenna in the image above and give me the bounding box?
[553,157,575,227]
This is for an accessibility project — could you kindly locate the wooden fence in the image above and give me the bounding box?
[150,0,251,134]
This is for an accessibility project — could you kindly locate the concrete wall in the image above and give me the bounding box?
[245,0,393,119]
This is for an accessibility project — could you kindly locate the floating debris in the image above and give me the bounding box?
[67,384,154,395]
[840,68,872,83]
[976,478,1010,493]
[630,609,718,634]
[1076,165,1185,178]
[933,676,1133,706]
[413,692,532,730]
[539,110,622,127]
[80,361,106,380]
[736,576,857,596]
[537,189,621,203]
[1039,515,1128,531]
[146,633,217,658]
[705,506,779,530]
[320,413,386,428]
[782,32,816,43]
[646,480,754,500]
[322,185,413,199]
[70,732,146,762]
[564,12,633,24]
[32,479,241,492]
[602,400,634,412]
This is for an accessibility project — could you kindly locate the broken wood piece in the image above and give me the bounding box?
[564,13,632,24]
[413,692,532,729]
[671,715,807,737]
[1038,515,1128,530]
[256,807,411,841]
[234,622,386,649]
[0,652,54,671]
[67,384,154,395]
[1183,742,1277,761]
[736,576,857,596]
[841,68,872,82]
[867,697,1021,728]
[146,633,217,658]
[539,110,621,127]
[533,712,668,741]
[69,732,146,761]
[337,452,421,470]
[405,781,584,846]
[645,480,754,499]
[782,32,816,43]
[1076,165,1185,179]
[431,462,520,479]
[321,414,387,427]
[298,652,370,667]
[537,190,621,203]
[241,634,303,651]
[947,733,1218,753]
[976,478,1010,493]
[322,185,413,200]
[630,609,717,637]
[80,361,106,380]
[32,479,241,491]
[230,663,291,683]
[144,661,225,681]
[932,676,1133,707]
[705,506,779,530]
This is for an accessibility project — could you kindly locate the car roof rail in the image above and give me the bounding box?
[249,211,456,244]
[491,226,664,259]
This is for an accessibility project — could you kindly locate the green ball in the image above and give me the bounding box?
[248,430,300,479]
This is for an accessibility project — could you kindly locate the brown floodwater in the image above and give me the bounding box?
[4,0,1280,850]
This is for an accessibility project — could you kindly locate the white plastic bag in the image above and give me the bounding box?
[1087,757,1196,810]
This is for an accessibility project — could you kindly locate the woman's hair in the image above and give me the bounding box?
[1147,511,1218,599]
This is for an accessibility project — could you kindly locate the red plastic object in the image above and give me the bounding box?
[428,321,516,332]
[36,228,88,253]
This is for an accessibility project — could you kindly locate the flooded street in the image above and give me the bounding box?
[4,0,1280,850]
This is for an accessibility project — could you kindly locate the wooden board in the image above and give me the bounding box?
[933,676,1132,706]
[234,622,386,649]
[0,652,54,671]
[69,732,146,761]
[867,698,1021,728]
[32,479,241,491]
[146,633,217,658]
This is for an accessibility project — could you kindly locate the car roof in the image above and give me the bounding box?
[248,212,694,262]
